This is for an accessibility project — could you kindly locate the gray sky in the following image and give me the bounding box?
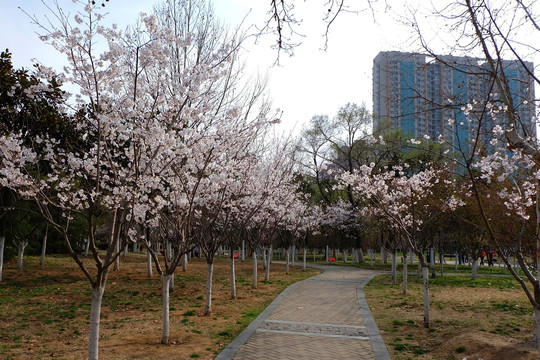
[0,0,419,133]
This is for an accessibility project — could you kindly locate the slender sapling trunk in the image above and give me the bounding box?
[422,266,430,328]
[204,261,214,316]
[0,235,4,281]
[252,249,258,289]
[88,285,105,360]
[391,251,397,285]
[286,248,290,275]
[230,252,236,299]
[403,253,408,296]
[40,225,48,266]
[147,249,153,278]
[161,274,172,344]
[265,248,271,282]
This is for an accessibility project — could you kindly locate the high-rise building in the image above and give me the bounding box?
[372,51,536,153]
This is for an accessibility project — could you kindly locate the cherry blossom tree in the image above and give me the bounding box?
[0,1,256,357]
[339,163,459,328]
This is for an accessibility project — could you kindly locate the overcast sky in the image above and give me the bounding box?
[1,0,421,133]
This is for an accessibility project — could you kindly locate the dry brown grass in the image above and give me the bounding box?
[0,253,321,360]
[365,273,538,360]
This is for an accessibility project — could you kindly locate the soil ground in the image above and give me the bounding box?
[2,254,537,360]
[364,273,538,360]
[0,253,320,360]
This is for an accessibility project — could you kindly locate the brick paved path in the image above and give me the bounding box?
[216,265,391,360]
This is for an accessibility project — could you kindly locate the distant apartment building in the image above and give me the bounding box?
[372,51,536,153]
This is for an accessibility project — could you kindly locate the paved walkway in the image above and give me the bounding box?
[216,265,391,360]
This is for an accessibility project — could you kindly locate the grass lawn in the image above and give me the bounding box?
[0,253,320,360]
[365,273,537,360]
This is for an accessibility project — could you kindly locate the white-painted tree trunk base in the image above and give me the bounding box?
[471,259,479,280]
[182,253,188,272]
[535,307,540,356]
[422,266,430,328]
[230,255,236,299]
[358,248,365,263]
[40,228,48,266]
[0,235,4,282]
[265,247,271,282]
[85,236,90,257]
[147,250,153,278]
[161,274,172,344]
[403,254,408,296]
[88,286,105,360]
[286,249,290,275]
[252,251,258,289]
[391,253,397,285]
[204,262,214,316]
[15,240,27,271]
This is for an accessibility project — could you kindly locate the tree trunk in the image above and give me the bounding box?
[430,248,435,278]
[161,274,172,344]
[343,249,347,263]
[391,252,397,285]
[182,253,188,272]
[410,249,414,265]
[326,245,329,263]
[204,261,214,316]
[286,248,290,275]
[359,248,365,263]
[381,247,385,265]
[403,253,408,296]
[88,285,105,360]
[370,248,374,268]
[303,248,307,271]
[0,235,4,282]
[265,246,271,282]
[85,236,90,257]
[262,248,267,270]
[439,252,444,276]
[313,248,316,262]
[455,251,459,271]
[471,258,479,280]
[114,238,120,271]
[241,241,245,261]
[252,249,258,289]
[146,248,153,278]
[15,239,27,270]
[123,243,128,257]
[40,225,48,266]
[169,273,174,292]
[535,307,540,356]
[291,246,295,267]
[422,266,430,328]
[230,253,236,299]
[166,240,172,262]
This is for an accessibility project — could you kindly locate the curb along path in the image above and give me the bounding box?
[216,265,391,360]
